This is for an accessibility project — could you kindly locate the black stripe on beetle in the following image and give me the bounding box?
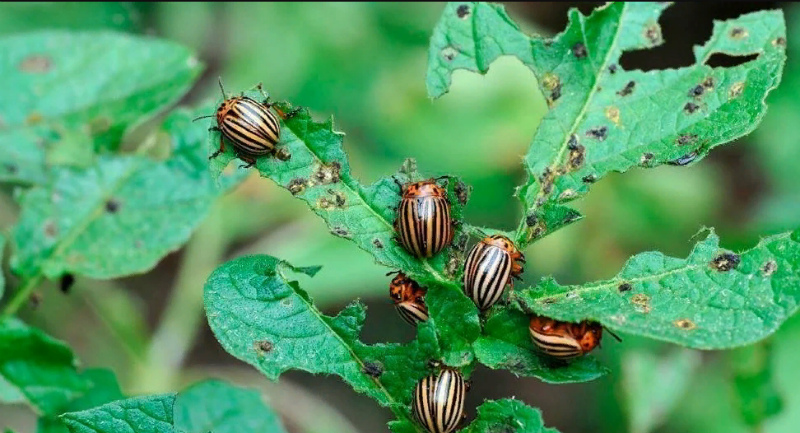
[462,235,524,310]
[394,180,454,258]
[412,367,467,433]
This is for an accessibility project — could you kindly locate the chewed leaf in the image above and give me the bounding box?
[198,93,481,365]
[427,3,786,246]
[515,229,800,350]
[204,254,440,428]
[10,105,245,280]
[474,309,607,384]
[0,31,202,185]
[461,399,560,433]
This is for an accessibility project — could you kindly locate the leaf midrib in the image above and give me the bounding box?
[280,118,450,286]
[275,264,422,432]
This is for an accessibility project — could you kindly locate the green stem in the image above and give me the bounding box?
[130,202,227,393]
[1,274,43,318]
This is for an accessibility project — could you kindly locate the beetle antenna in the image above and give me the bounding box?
[192,114,215,122]
[392,176,404,193]
[604,327,623,343]
[218,76,228,100]
[385,270,401,277]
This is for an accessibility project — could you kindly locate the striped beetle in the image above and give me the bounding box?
[394,178,455,258]
[194,78,298,168]
[529,314,621,359]
[412,365,468,433]
[463,234,525,310]
[388,271,428,325]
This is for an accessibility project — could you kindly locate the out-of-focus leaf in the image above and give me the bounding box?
[0,318,88,415]
[473,309,607,383]
[200,94,480,365]
[174,380,287,433]
[622,349,701,433]
[516,229,800,349]
[730,342,783,427]
[37,368,125,433]
[0,31,202,185]
[204,254,439,430]
[60,394,175,433]
[0,233,5,300]
[461,399,560,433]
[0,4,141,36]
[427,2,786,246]
[10,105,245,281]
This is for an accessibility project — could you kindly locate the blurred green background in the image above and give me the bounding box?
[1,2,799,432]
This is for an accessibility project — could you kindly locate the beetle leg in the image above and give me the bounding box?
[209,136,226,160]
[392,176,404,193]
[238,154,256,169]
[208,126,220,132]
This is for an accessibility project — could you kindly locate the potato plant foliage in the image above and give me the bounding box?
[0,2,795,433]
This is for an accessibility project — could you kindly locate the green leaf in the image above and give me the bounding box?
[473,309,607,383]
[10,105,245,280]
[461,399,560,433]
[174,379,287,433]
[427,2,787,246]
[0,30,202,185]
[204,254,439,429]
[0,233,5,300]
[0,318,88,415]
[200,92,480,365]
[0,3,141,36]
[515,229,800,350]
[60,394,176,433]
[37,368,125,433]
[622,349,701,433]
[730,342,783,427]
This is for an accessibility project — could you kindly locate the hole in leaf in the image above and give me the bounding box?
[704,52,759,68]
[618,2,778,71]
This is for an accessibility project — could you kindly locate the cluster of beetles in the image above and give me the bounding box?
[200,80,610,433]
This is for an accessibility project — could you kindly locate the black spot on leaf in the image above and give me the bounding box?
[287,178,306,195]
[684,102,700,114]
[761,260,777,277]
[711,252,740,271]
[105,199,120,213]
[362,361,384,378]
[275,148,292,161]
[676,134,697,146]
[586,126,607,141]
[454,180,470,206]
[668,152,698,166]
[255,340,273,353]
[572,42,587,58]
[674,319,697,330]
[526,214,538,227]
[689,85,705,97]
[582,174,597,183]
[4,163,17,174]
[617,81,635,97]
[540,297,558,304]
[618,282,632,293]
[640,152,654,166]
[456,4,470,18]
[774,37,787,47]
[331,227,350,238]
[373,238,383,249]
[729,27,748,39]
[608,64,618,74]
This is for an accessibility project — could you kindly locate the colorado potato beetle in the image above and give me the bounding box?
[394,178,455,258]
[388,271,428,325]
[463,234,525,310]
[528,314,618,359]
[194,78,297,168]
[412,366,468,433]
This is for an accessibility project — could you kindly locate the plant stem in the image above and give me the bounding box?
[130,201,227,393]
[1,274,43,318]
